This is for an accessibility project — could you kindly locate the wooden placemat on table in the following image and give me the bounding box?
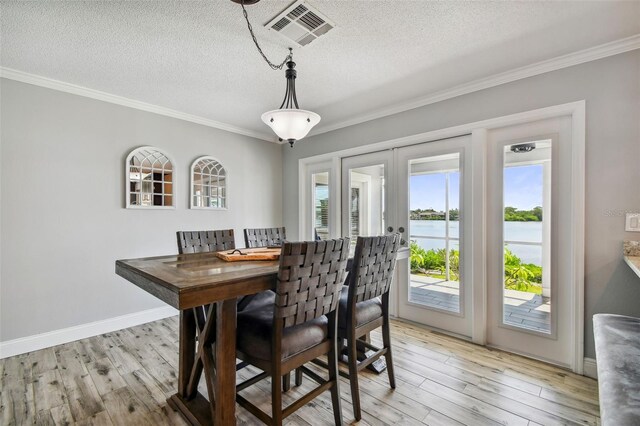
[215,247,281,262]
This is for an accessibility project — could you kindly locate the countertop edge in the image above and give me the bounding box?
[624,256,640,279]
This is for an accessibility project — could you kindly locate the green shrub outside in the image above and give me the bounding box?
[410,241,542,294]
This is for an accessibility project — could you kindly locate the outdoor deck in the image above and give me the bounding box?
[410,275,551,333]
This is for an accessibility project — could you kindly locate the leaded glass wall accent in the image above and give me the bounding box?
[126,146,175,208]
[190,156,227,209]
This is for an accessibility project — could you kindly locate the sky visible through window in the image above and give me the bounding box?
[315,185,329,200]
[410,165,543,211]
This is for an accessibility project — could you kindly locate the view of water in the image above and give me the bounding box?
[410,220,543,265]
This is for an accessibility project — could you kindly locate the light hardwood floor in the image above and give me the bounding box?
[0,317,599,425]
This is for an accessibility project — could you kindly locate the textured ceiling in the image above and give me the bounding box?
[2,1,639,140]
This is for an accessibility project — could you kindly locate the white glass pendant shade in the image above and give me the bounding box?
[261,109,321,142]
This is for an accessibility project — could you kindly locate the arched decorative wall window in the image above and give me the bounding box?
[190,156,227,209]
[126,146,175,209]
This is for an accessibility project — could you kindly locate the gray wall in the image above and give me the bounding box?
[282,50,640,359]
[0,79,283,342]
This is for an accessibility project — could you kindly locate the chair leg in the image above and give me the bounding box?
[337,337,345,362]
[272,371,283,426]
[382,317,396,389]
[347,332,362,421]
[294,367,303,386]
[328,336,344,426]
[282,373,290,392]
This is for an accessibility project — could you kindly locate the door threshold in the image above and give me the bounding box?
[390,316,473,344]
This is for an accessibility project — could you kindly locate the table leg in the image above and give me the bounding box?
[215,299,238,425]
[168,301,238,426]
[179,309,196,396]
[169,308,213,425]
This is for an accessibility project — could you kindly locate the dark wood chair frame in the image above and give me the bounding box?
[235,239,350,426]
[244,227,286,248]
[307,234,401,421]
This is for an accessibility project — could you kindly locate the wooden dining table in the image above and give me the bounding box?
[115,251,279,426]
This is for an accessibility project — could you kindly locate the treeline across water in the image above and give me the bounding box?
[410,206,542,222]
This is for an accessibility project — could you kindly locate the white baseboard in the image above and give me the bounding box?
[0,306,178,359]
[584,357,598,379]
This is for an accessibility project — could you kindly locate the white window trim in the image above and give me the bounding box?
[125,146,176,210]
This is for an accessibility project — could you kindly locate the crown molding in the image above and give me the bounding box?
[0,67,277,143]
[2,34,639,142]
[310,34,640,137]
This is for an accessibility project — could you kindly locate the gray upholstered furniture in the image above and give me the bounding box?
[593,313,640,426]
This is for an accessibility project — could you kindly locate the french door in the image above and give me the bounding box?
[486,116,575,368]
[395,136,474,337]
[339,138,474,336]
[300,106,583,370]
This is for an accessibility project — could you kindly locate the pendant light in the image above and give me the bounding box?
[234,0,320,146]
[261,50,320,147]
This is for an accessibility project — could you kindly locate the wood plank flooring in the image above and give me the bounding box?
[0,317,599,425]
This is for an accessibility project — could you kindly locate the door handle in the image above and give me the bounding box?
[398,226,405,233]
[387,226,394,232]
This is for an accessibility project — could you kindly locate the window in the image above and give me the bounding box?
[126,146,175,208]
[190,156,227,209]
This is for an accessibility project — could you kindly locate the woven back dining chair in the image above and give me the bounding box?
[235,238,350,425]
[176,229,236,254]
[244,227,286,248]
[339,234,400,420]
[299,234,400,420]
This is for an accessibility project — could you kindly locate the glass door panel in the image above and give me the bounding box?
[348,165,386,242]
[342,151,393,250]
[502,143,551,334]
[396,136,473,338]
[409,153,461,314]
[312,172,330,240]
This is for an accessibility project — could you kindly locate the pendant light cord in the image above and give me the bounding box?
[240,0,291,70]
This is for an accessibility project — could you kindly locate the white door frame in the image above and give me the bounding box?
[298,101,585,373]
